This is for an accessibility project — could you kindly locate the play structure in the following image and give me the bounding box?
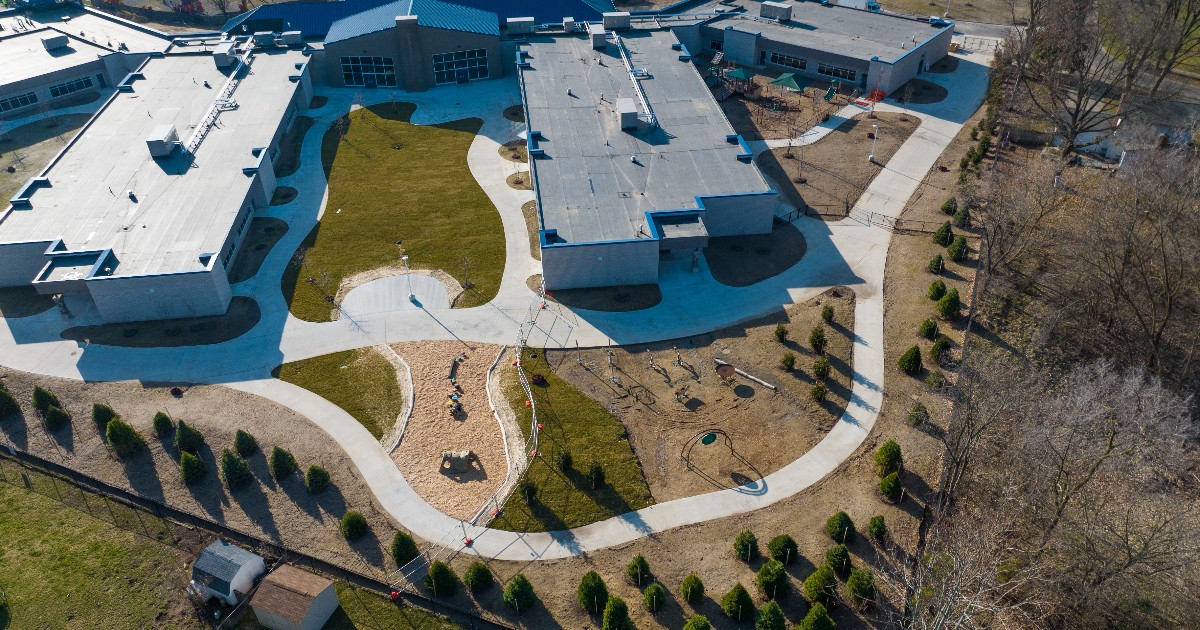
[446,353,468,417]
[441,450,477,473]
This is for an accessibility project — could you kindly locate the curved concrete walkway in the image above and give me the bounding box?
[0,52,992,560]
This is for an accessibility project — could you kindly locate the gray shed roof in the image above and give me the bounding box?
[192,540,262,595]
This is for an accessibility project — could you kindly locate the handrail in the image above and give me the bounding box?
[613,34,658,128]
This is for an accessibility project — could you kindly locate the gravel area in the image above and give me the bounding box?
[390,341,507,521]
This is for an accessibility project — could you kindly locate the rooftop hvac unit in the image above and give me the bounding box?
[602,11,630,30]
[589,23,607,49]
[41,33,69,50]
[506,17,535,35]
[616,98,638,130]
[760,1,792,21]
[281,31,303,45]
[212,41,237,67]
[252,31,276,47]
[145,124,179,158]
[563,17,575,32]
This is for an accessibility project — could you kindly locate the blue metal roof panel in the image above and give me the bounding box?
[222,0,397,38]
[445,0,614,24]
[412,0,499,35]
[325,0,410,43]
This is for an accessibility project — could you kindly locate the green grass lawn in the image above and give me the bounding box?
[235,583,461,630]
[274,348,403,440]
[493,348,653,532]
[0,482,196,629]
[283,103,504,321]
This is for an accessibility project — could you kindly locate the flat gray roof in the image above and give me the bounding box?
[520,28,770,244]
[707,4,946,63]
[0,48,305,277]
[0,28,113,86]
[28,6,173,53]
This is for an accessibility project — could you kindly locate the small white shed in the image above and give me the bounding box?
[250,565,340,630]
[190,539,266,606]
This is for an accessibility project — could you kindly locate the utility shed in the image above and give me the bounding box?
[190,540,266,606]
[250,565,339,630]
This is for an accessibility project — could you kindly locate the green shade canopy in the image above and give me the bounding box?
[768,73,807,91]
[726,67,753,80]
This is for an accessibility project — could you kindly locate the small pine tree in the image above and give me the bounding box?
[233,429,257,456]
[918,318,938,340]
[174,419,205,454]
[644,583,666,613]
[32,386,60,413]
[809,325,827,354]
[821,304,834,324]
[932,220,953,246]
[947,235,969,262]
[152,412,174,437]
[180,451,206,484]
[780,352,796,371]
[463,561,494,593]
[880,471,902,503]
[755,600,786,630]
[43,405,70,430]
[734,530,758,562]
[825,511,855,543]
[756,559,788,600]
[269,446,297,479]
[602,595,633,630]
[798,602,836,630]
[847,567,877,608]
[952,206,971,228]
[503,574,535,613]
[928,278,947,300]
[626,554,650,586]
[874,439,902,477]
[339,511,368,540]
[423,560,459,596]
[825,544,851,578]
[803,564,837,606]
[812,358,830,381]
[588,461,605,488]
[774,323,789,342]
[866,515,887,542]
[940,197,958,215]
[927,253,944,274]
[391,531,419,566]
[220,449,253,490]
[907,401,929,426]
[925,370,947,389]
[106,418,146,457]
[768,534,799,565]
[721,583,755,621]
[92,403,117,432]
[0,387,18,419]
[554,449,573,472]
[898,346,922,375]
[305,465,330,493]
[683,616,712,630]
[578,571,609,614]
[681,573,704,603]
[930,335,952,364]
[810,383,828,402]
[936,288,961,320]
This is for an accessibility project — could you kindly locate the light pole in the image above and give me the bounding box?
[868,124,879,163]
[402,255,416,303]
[944,0,952,18]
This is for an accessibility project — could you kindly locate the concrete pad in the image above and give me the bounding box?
[340,275,451,318]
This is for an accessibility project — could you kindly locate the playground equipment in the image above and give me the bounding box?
[441,450,476,473]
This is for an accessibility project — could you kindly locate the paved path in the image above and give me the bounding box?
[0,52,991,560]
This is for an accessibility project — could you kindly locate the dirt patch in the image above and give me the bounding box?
[0,369,408,578]
[60,297,260,348]
[506,171,532,190]
[270,186,297,206]
[389,342,506,521]
[895,79,949,104]
[705,223,807,287]
[499,140,528,163]
[228,218,289,284]
[522,200,541,261]
[530,275,663,312]
[716,68,855,141]
[502,105,524,123]
[0,287,56,319]
[929,55,960,74]
[273,116,314,178]
[548,288,854,502]
[0,114,91,203]
[757,112,921,218]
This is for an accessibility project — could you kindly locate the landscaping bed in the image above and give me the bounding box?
[228,217,288,284]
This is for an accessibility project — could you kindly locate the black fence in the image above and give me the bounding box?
[0,447,511,630]
[774,206,942,235]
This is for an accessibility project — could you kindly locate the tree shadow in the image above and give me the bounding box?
[182,445,227,521]
[346,527,384,567]
[0,409,29,450]
[47,417,74,452]
[647,587,686,629]
[229,476,281,542]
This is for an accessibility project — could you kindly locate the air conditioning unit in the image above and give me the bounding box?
[146,124,179,158]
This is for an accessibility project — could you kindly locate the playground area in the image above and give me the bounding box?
[389,341,507,521]
[546,287,856,501]
[710,64,857,142]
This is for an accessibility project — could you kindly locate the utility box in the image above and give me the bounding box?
[40,33,69,50]
[506,16,535,35]
[589,23,607,48]
[145,124,178,158]
[281,30,303,45]
[760,1,792,21]
[252,31,275,47]
[562,17,575,32]
[617,98,638,130]
[213,41,237,67]
[602,11,630,30]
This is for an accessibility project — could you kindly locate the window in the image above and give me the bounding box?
[339,56,396,87]
[432,48,488,85]
[0,92,38,112]
[709,40,723,51]
[49,76,94,98]
[768,52,806,70]
[817,63,857,81]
